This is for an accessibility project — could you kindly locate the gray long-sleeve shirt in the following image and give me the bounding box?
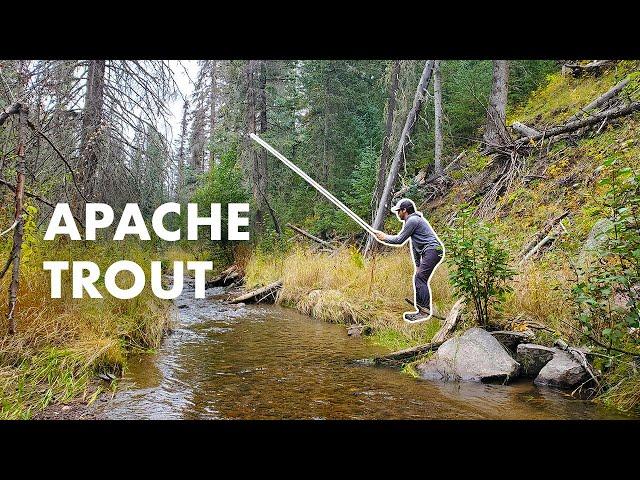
[383,212,443,266]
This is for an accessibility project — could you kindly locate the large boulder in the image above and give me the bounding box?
[491,330,535,354]
[534,351,590,389]
[516,343,557,376]
[416,327,520,383]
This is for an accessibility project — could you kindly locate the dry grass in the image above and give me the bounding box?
[501,261,574,335]
[245,245,456,341]
[0,239,172,419]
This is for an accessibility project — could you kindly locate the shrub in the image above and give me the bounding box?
[571,157,640,351]
[446,207,516,326]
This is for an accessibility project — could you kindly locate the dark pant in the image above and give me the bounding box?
[415,248,443,310]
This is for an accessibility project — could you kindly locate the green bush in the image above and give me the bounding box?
[446,207,516,326]
[571,158,640,351]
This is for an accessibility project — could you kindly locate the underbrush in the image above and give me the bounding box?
[0,239,173,419]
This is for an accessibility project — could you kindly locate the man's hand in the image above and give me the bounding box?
[373,230,386,242]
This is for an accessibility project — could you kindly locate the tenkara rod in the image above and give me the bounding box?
[250,133,376,235]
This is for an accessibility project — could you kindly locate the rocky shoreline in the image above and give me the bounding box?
[416,327,591,391]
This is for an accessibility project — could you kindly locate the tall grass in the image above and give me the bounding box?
[245,245,455,343]
[0,239,173,419]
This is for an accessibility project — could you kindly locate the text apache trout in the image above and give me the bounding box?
[42,202,250,299]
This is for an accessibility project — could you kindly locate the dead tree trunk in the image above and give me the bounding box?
[517,101,640,144]
[372,60,401,219]
[511,121,540,138]
[77,60,106,210]
[482,60,510,151]
[256,60,276,234]
[177,99,189,197]
[245,60,264,234]
[567,77,630,122]
[286,223,334,249]
[6,106,28,334]
[434,60,444,176]
[364,60,435,256]
[208,60,217,168]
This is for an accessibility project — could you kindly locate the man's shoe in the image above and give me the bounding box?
[403,311,432,323]
[403,311,426,322]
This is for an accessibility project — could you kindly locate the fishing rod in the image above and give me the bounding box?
[250,133,376,235]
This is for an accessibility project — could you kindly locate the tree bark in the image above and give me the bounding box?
[208,60,217,167]
[6,106,28,334]
[245,60,264,233]
[482,60,510,151]
[372,60,401,219]
[433,60,444,176]
[364,60,435,257]
[77,60,106,207]
[177,99,189,197]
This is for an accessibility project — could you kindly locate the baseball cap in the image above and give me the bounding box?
[390,199,415,212]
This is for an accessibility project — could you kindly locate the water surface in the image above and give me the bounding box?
[100,284,630,420]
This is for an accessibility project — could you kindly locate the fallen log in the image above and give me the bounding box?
[286,223,335,250]
[206,264,242,288]
[563,60,613,77]
[519,220,568,265]
[228,280,283,304]
[432,298,465,343]
[516,101,640,145]
[372,341,443,367]
[567,77,630,122]
[511,121,540,138]
[518,211,569,260]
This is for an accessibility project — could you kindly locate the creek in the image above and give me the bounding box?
[98,281,630,419]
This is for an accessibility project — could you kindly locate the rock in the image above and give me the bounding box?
[177,304,188,309]
[534,351,590,389]
[516,343,557,376]
[491,330,535,353]
[416,327,520,383]
[347,324,372,337]
[578,218,612,267]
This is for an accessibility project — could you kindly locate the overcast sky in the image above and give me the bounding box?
[166,60,199,145]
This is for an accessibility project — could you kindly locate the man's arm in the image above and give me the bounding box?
[379,217,418,246]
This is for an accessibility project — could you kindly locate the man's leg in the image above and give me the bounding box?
[415,249,443,312]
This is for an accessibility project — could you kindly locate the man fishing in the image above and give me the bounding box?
[373,199,444,323]
[250,135,444,323]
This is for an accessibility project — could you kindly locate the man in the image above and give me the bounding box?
[373,198,444,323]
